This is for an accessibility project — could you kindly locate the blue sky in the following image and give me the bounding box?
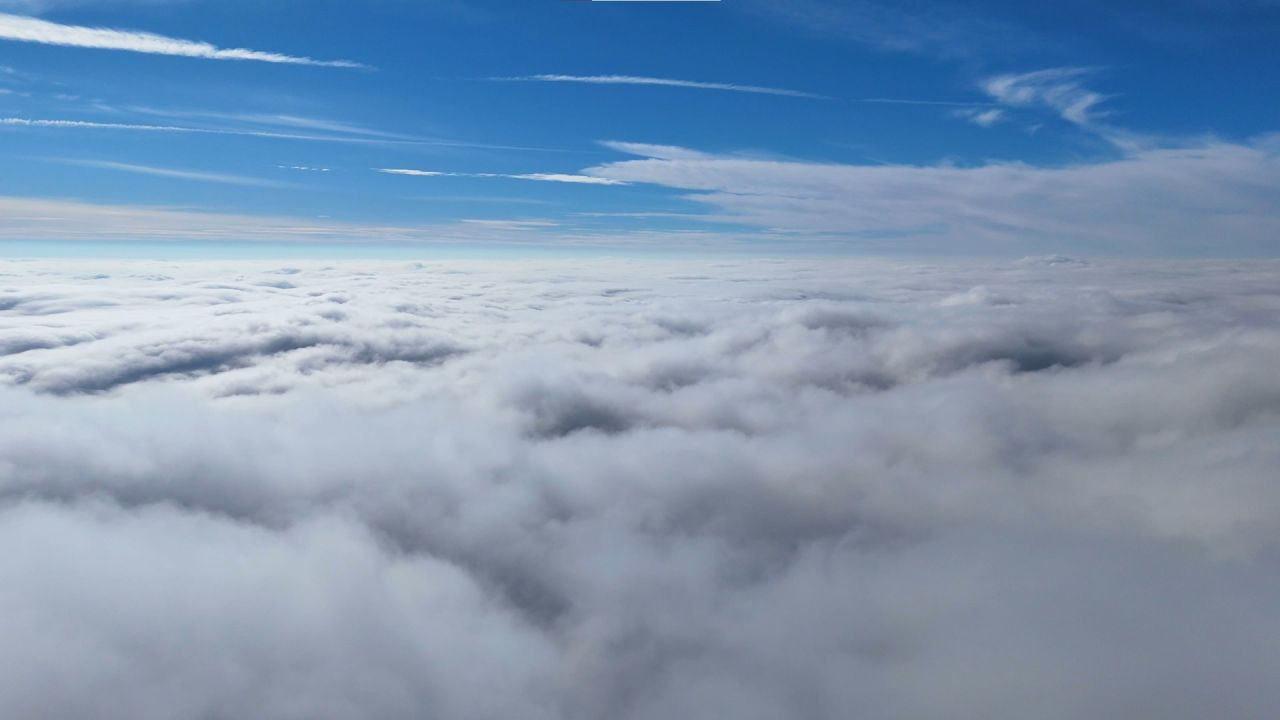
[0,0,1277,256]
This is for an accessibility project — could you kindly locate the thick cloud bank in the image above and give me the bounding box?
[2,257,1279,719]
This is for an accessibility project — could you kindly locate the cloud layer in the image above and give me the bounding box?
[584,137,1280,254]
[2,257,1280,718]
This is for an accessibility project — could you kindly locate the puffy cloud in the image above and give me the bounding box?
[2,257,1280,719]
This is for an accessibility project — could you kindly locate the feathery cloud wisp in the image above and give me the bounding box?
[65,159,293,188]
[0,11,364,67]
[982,67,1106,125]
[1,116,561,152]
[851,97,999,107]
[496,74,826,99]
[379,168,448,178]
[378,168,627,185]
[0,116,390,143]
[954,107,1006,127]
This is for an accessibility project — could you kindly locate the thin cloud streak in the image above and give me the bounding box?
[511,173,625,185]
[0,11,364,67]
[1,116,395,142]
[497,74,827,99]
[851,97,1000,107]
[63,159,294,188]
[742,0,1030,59]
[0,117,568,152]
[379,168,627,185]
[130,108,416,141]
[380,168,447,177]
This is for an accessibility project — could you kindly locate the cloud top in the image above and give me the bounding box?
[1,258,1279,718]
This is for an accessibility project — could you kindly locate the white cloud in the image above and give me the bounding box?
[379,167,629,186]
[460,218,559,229]
[982,67,1107,125]
[954,107,1005,127]
[0,116,387,143]
[4,116,211,132]
[508,172,626,185]
[741,0,1028,58]
[597,141,713,160]
[852,97,999,107]
[582,137,1280,254]
[1,257,1279,718]
[66,159,294,188]
[379,168,448,178]
[0,11,364,67]
[1,115,551,151]
[497,74,827,99]
[131,108,415,140]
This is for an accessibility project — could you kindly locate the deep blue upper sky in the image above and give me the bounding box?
[0,0,1277,255]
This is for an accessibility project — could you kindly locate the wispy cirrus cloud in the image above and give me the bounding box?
[494,74,827,99]
[982,67,1107,126]
[131,108,414,141]
[741,0,1033,59]
[953,107,1006,127]
[378,168,448,178]
[1,116,564,152]
[0,11,364,67]
[851,97,1000,107]
[1,116,390,142]
[63,159,294,188]
[379,168,627,186]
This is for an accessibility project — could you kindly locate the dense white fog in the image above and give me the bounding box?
[2,256,1279,719]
